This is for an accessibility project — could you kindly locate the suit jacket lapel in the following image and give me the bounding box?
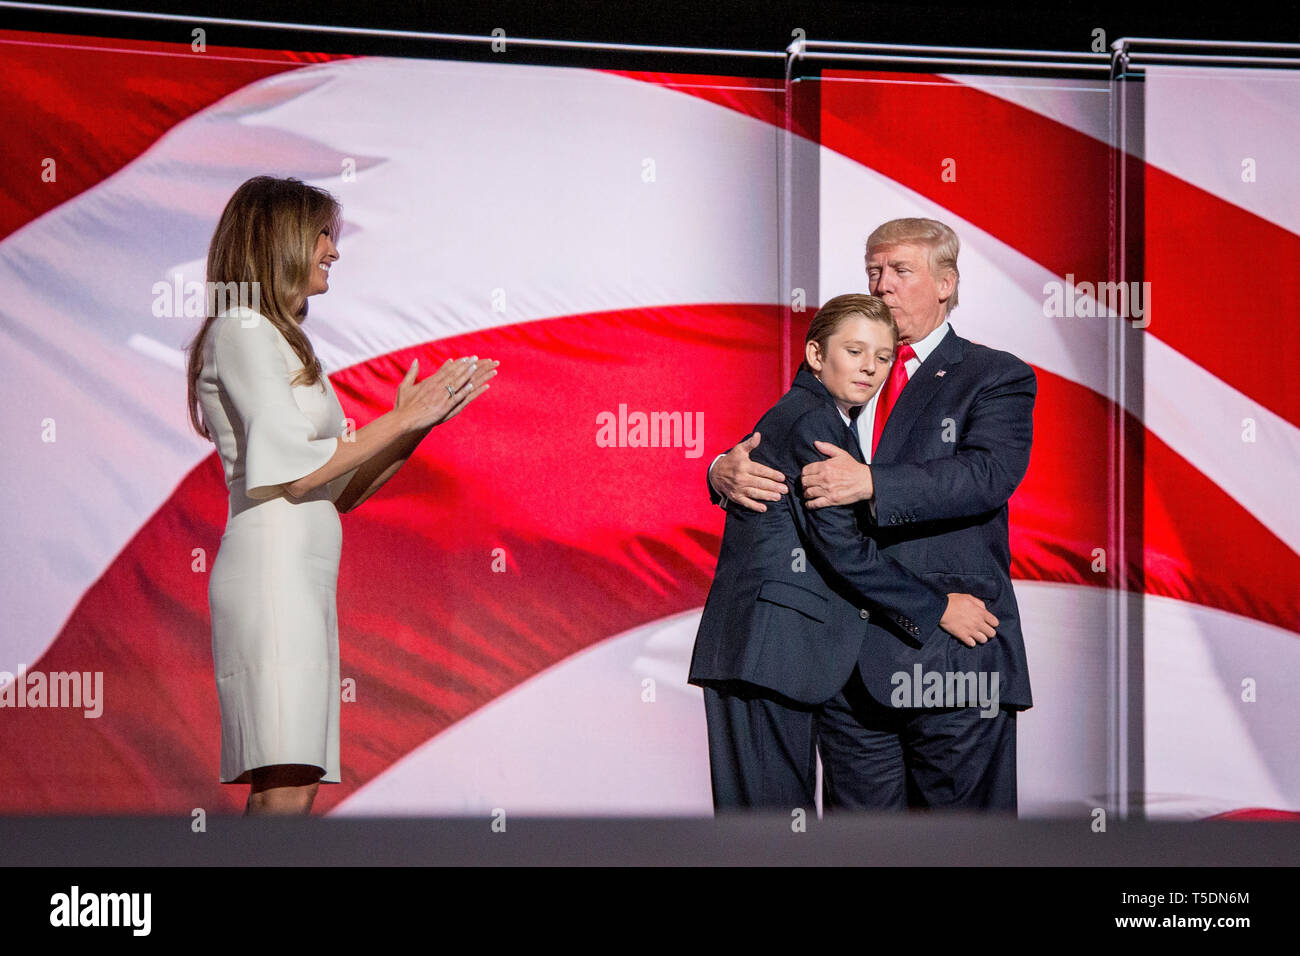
[873,327,967,464]
[793,367,867,464]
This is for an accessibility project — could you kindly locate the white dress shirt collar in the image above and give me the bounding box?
[905,318,951,365]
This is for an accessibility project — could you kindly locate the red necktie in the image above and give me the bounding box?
[871,342,917,455]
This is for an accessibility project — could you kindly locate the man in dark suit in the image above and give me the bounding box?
[689,294,999,811]
[707,218,1035,812]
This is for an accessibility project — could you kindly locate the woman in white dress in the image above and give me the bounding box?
[185,176,498,815]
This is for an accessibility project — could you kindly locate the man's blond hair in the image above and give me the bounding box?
[866,218,960,315]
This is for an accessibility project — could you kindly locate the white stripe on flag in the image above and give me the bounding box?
[0,56,782,670]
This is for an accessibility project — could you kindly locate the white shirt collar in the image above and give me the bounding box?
[905,318,951,364]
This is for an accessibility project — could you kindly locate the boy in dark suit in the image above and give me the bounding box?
[691,293,1000,810]
[707,219,1035,812]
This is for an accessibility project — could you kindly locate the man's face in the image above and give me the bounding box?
[866,242,951,343]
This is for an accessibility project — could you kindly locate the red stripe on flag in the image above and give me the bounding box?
[626,67,1300,430]
[1207,808,1300,821]
[602,70,807,137]
[819,70,1112,289]
[0,29,353,242]
[1144,165,1300,431]
[1017,367,1300,635]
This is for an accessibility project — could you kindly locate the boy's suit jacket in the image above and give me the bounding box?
[694,327,1036,710]
[689,366,949,705]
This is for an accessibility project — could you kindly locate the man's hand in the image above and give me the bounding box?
[939,593,999,647]
[802,440,874,509]
[710,432,789,513]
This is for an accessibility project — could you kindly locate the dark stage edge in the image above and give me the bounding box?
[2,815,1297,866]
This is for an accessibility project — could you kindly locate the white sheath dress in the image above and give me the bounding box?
[197,307,357,784]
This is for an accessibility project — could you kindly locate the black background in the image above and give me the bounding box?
[6,0,1300,67]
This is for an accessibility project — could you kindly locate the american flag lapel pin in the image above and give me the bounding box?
[935,369,946,377]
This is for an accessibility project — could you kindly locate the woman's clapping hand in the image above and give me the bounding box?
[395,355,499,431]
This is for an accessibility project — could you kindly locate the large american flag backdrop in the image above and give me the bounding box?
[0,29,1295,818]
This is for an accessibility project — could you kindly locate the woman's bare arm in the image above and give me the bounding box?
[331,357,498,512]
[283,357,484,500]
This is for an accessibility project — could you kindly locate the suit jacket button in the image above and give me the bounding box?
[859,609,870,620]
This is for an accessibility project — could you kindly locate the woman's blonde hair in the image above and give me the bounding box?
[185,176,342,439]
[799,293,897,373]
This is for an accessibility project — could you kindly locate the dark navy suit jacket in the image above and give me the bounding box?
[692,326,1036,709]
[688,366,950,706]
